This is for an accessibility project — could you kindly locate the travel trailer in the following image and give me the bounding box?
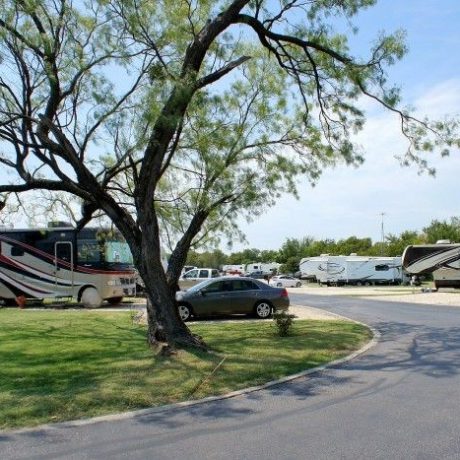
[299,255,329,281]
[0,224,136,307]
[302,255,406,286]
[244,262,281,275]
[402,242,460,289]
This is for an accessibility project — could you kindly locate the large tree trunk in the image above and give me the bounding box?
[136,220,207,352]
[143,285,206,351]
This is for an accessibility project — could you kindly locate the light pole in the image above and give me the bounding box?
[380,212,386,255]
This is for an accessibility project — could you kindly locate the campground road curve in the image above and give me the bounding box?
[2,293,460,459]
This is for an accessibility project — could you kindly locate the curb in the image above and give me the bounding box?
[5,313,380,435]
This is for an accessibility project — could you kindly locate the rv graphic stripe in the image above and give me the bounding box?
[0,270,55,296]
[0,254,77,288]
[403,246,460,274]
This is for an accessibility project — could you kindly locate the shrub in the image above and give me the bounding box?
[273,310,296,336]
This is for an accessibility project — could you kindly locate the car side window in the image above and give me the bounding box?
[230,280,260,291]
[244,280,260,290]
[199,270,209,278]
[229,280,246,291]
[211,269,220,278]
[185,269,198,278]
[203,281,226,293]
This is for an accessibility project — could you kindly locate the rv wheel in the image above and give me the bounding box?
[80,287,103,308]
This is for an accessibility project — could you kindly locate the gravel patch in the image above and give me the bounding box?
[288,305,345,320]
[288,285,460,307]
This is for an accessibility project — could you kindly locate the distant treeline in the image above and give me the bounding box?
[184,217,460,273]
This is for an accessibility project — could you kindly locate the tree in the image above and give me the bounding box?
[1,1,458,351]
[186,249,228,268]
[422,218,460,244]
[227,248,262,265]
[279,256,300,275]
[384,230,421,256]
[278,237,314,263]
[335,236,372,256]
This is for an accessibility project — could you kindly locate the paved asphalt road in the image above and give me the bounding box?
[2,294,460,460]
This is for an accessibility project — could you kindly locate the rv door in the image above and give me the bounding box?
[54,241,74,288]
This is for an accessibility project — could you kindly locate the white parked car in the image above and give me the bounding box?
[269,275,302,288]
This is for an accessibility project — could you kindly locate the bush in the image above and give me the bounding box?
[273,310,296,336]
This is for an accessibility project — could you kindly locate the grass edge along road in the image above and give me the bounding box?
[0,310,372,430]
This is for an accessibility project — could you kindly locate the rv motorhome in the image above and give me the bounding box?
[0,224,136,307]
[402,242,460,289]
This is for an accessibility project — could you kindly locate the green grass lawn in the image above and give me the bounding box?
[0,310,372,430]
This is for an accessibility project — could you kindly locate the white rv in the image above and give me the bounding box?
[308,255,405,286]
[402,242,460,289]
[244,262,281,275]
[299,255,329,281]
[0,224,136,307]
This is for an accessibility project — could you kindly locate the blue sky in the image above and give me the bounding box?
[232,0,460,251]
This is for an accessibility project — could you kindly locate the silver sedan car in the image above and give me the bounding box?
[176,276,290,321]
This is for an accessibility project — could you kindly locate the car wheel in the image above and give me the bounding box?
[254,301,273,319]
[295,281,302,288]
[178,304,192,321]
[276,282,283,287]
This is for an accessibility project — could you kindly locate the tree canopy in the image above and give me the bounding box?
[0,0,459,349]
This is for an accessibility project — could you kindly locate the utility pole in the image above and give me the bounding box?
[380,212,386,255]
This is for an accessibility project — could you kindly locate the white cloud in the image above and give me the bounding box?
[234,78,460,250]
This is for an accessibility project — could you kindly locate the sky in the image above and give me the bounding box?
[231,0,460,252]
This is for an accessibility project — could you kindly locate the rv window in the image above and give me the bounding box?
[11,246,24,256]
[56,244,72,262]
[375,264,390,271]
[77,240,103,263]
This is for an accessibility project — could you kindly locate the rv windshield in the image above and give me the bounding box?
[77,240,133,265]
[105,241,133,264]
